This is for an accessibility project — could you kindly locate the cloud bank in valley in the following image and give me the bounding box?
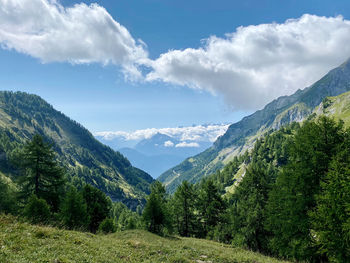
[95,124,230,145]
[1,0,350,110]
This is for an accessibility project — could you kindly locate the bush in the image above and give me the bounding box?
[24,195,51,224]
[60,187,89,230]
[0,177,17,214]
[98,218,117,234]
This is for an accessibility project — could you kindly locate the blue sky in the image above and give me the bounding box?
[1,0,350,132]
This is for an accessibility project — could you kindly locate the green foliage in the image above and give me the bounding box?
[142,181,171,234]
[0,91,154,208]
[172,181,198,237]
[111,202,142,230]
[231,162,273,252]
[197,180,226,238]
[266,116,345,261]
[24,195,51,224]
[60,187,89,230]
[82,184,112,233]
[0,175,17,214]
[310,145,350,262]
[98,218,117,234]
[17,134,65,212]
[205,156,242,194]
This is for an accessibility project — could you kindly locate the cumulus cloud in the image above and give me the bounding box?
[0,0,147,79]
[146,15,350,110]
[95,124,230,143]
[2,2,350,111]
[164,140,174,147]
[175,142,200,148]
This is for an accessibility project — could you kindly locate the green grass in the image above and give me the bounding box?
[323,91,350,126]
[0,215,289,263]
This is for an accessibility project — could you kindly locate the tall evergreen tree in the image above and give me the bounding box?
[142,181,170,234]
[60,187,89,230]
[231,162,273,252]
[172,181,198,237]
[198,179,226,237]
[18,134,65,212]
[82,184,112,233]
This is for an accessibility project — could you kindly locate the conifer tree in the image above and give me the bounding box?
[18,134,65,212]
[82,184,112,233]
[266,116,345,261]
[142,181,170,234]
[198,180,226,237]
[172,181,197,237]
[231,162,272,252]
[311,146,350,261]
[60,187,89,230]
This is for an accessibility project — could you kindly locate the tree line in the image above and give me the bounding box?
[142,116,350,262]
[0,134,141,234]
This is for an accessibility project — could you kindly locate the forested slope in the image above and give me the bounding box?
[0,91,154,208]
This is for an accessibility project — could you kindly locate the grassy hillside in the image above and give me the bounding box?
[159,58,350,193]
[0,215,288,263]
[0,91,154,208]
[315,90,350,126]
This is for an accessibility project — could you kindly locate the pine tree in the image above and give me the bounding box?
[82,184,112,233]
[18,134,65,212]
[172,181,198,237]
[142,181,170,234]
[231,162,272,252]
[198,180,226,237]
[60,187,89,230]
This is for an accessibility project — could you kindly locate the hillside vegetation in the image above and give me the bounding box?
[0,215,288,263]
[0,91,153,208]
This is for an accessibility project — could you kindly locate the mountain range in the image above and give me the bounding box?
[98,132,213,178]
[159,58,350,193]
[0,91,154,208]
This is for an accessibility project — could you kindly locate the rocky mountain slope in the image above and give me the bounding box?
[159,59,350,193]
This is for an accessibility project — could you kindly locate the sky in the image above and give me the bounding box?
[1,0,350,134]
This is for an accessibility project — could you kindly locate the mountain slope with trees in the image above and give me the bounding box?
[0,91,154,208]
[159,58,350,193]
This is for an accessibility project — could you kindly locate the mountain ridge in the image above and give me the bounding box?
[0,91,154,208]
[159,58,350,193]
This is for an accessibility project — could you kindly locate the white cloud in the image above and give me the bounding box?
[164,140,174,147]
[0,0,147,79]
[146,15,350,110]
[94,124,230,143]
[2,3,350,111]
[175,142,200,148]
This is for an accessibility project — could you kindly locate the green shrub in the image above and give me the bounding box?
[98,218,117,234]
[24,195,51,224]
